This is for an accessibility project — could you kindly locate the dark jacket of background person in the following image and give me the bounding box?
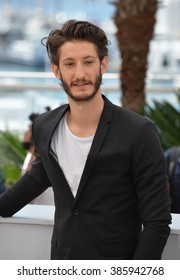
[0,96,171,260]
[164,146,180,213]
[0,172,5,194]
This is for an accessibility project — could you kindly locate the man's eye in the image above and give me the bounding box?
[85,60,93,64]
[65,62,74,67]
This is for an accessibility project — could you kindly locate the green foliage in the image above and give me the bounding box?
[0,162,22,187]
[0,130,26,187]
[144,92,180,150]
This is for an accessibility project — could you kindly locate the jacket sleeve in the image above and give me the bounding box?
[0,151,51,217]
[131,121,171,259]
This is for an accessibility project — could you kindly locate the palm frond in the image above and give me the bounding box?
[144,93,180,150]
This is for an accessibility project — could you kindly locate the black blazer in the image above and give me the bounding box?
[0,96,171,259]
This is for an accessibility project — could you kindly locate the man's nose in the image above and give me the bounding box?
[74,64,85,79]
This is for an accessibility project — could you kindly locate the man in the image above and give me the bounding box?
[0,20,171,259]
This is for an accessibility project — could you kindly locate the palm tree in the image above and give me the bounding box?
[113,0,160,112]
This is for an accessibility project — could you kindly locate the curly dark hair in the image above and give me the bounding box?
[41,19,110,66]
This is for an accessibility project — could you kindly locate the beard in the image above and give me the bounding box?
[59,71,102,102]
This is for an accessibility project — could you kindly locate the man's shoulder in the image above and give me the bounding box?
[32,103,69,143]
[33,104,68,126]
[36,103,69,123]
[103,95,153,129]
[113,102,150,126]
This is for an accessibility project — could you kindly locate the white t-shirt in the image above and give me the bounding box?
[51,113,94,197]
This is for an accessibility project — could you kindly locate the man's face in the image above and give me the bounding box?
[52,40,107,102]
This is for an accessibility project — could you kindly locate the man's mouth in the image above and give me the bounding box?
[72,81,91,87]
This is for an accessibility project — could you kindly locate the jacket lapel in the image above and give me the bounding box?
[74,96,114,202]
[35,104,69,157]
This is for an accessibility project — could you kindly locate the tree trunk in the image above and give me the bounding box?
[113,0,159,112]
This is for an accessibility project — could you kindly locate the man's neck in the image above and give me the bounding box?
[67,94,104,137]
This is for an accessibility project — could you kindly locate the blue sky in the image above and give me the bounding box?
[1,0,116,22]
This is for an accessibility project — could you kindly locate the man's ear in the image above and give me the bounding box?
[101,56,108,74]
[51,64,61,80]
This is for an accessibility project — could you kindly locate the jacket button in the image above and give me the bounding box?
[73,209,79,216]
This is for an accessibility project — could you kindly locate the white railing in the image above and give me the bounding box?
[0,71,180,92]
[0,71,180,80]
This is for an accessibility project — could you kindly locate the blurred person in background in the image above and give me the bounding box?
[22,107,51,174]
[21,109,54,205]
[21,113,38,175]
